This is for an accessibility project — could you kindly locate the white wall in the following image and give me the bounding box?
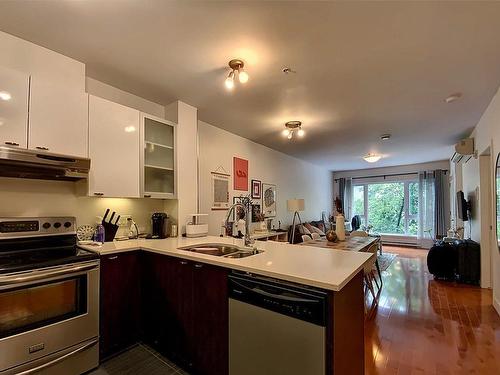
[0,178,165,235]
[198,121,333,235]
[459,86,500,314]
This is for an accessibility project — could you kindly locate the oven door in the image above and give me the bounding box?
[0,260,99,373]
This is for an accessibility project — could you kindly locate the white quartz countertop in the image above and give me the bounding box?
[79,236,373,291]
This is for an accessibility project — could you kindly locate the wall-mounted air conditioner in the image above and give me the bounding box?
[451,138,474,163]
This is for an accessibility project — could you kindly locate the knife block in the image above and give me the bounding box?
[102,220,119,242]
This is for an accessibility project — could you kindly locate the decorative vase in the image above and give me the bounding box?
[259,221,267,231]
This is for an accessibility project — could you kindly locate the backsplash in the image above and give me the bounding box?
[0,177,176,235]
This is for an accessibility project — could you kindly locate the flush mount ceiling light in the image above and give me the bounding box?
[444,92,462,103]
[282,121,305,140]
[363,153,382,163]
[224,59,249,90]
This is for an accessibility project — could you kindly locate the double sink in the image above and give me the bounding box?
[178,243,263,259]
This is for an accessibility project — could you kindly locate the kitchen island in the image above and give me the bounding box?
[81,236,373,375]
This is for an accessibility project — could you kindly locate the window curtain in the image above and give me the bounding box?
[434,169,447,238]
[418,171,435,248]
[338,178,345,215]
[344,177,353,220]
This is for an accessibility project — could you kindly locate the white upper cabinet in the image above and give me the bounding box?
[88,95,140,198]
[29,77,88,157]
[0,65,29,148]
[140,113,176,199]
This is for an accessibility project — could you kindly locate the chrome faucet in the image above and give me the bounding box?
[224,202,254,247]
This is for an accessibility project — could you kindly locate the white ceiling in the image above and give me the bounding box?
[1,1,500,171]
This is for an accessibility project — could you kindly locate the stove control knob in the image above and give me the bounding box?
[53,222,61,229]
[42,222,51,229]
[64,221,72,228]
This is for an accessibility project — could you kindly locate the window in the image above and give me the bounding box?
[352,180,419,236]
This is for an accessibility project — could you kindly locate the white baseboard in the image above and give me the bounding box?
[493,296,500,317]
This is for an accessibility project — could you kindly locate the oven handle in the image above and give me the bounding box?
[15,338,98,375]
[0,261,99,286]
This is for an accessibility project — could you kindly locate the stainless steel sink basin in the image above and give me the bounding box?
[178,243,263,258]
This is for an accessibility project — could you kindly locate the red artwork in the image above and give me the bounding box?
[233,157,248,191]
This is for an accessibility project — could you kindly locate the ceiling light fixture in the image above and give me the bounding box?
[224,59,249,90]
[283,121,304,140]
[380,134,391,141]
[363,153,382,163]
[444,92,462,103]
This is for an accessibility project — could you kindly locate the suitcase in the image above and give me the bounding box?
[427,241,457,280]
[456,239,481,285]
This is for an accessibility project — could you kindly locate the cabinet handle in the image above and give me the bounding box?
[36,146,49,151]
[4,141,20,146]
[180,261,188,265]
[194,264,203,269]
[93,192,104,196]
[144,194,151,198]
[108,256,118,260]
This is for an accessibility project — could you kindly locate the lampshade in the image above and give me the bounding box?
[287,199,305,212]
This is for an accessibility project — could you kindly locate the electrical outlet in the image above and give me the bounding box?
[118,215,132,226]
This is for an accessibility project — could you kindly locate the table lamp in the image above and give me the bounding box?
[287,198,305,244]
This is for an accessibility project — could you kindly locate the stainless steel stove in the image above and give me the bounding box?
[0,217,99,375]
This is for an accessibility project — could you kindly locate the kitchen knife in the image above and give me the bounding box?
[103,208,110,222]
[114,215,121,225]
[109,212,116,223]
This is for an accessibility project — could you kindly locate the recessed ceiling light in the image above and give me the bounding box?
[363,153,382,163]
[380,134,391,141]
[444,92,462,103]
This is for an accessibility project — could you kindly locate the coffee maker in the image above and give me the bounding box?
[151,212,169,239]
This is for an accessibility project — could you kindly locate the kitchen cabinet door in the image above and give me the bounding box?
[0,65,29,148]
[191,263,229,375]
[29,77,88,157]
[142,253,194,370]
[88,95,140,197]
[140,114,176,199]
[99,251,141,360]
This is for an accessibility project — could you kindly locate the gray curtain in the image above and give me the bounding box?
[434,169,447,238]
[338,177,345,214]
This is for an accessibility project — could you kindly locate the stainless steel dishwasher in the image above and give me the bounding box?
[228,271,327,375]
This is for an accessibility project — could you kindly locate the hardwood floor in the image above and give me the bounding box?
[365,246,500,374]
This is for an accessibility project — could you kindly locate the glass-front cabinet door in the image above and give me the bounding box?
[140,114,176,198]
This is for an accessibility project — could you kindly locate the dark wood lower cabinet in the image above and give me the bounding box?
[141,253,228,375]
[99,251,141,360]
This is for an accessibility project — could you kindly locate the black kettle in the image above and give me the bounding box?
[151,212,169,239]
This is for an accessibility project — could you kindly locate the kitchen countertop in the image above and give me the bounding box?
[79,236,373,291]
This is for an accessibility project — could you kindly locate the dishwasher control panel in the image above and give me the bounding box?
[228,272,327,326]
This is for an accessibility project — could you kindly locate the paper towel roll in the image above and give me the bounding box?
[336,215,345,241]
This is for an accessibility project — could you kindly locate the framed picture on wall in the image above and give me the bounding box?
[251,204,261,223]
[233,157,248,191]
[262,183,276,218]
[251,179,261,199]
[211,172,230,210]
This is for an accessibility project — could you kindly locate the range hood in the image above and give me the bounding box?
[0,146,90,181]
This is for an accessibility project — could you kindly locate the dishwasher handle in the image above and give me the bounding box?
[230,279,320,304]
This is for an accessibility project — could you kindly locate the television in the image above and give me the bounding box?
[457,191,469,221]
